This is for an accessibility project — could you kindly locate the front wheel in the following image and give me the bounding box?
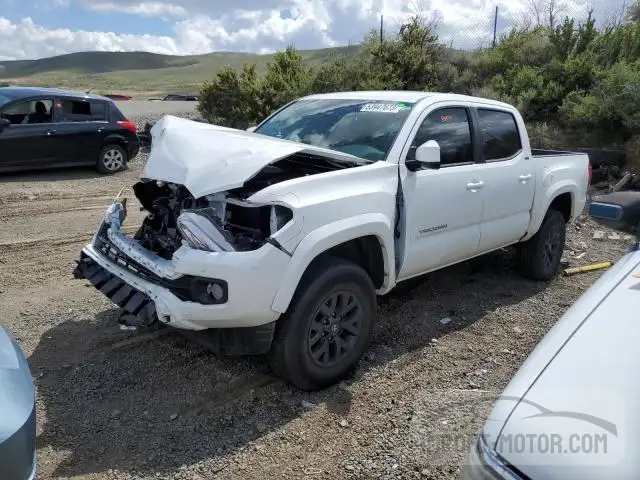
[267,255,377,391]
[97,144,128,174]
[517,208,566,281]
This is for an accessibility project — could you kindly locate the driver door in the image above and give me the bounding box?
[396,105,484,280]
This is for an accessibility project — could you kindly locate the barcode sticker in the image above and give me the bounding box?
[361,103,403,113]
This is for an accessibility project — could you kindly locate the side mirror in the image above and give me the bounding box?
[246,126,256,133]
[0,118,9,131]
[406,140,440,171]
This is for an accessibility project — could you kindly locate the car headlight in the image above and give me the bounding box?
[176,208,236,252]
[465,435,523,480]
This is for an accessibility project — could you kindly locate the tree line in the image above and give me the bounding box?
[198,4,640,161]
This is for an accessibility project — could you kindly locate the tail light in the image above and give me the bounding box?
[117,120,137,133]
[588,161,592,185]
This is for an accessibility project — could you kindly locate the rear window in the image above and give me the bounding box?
[90,101,107,120]
[477,109,522,161]
[59,99,107,121]
[108,102,126,121]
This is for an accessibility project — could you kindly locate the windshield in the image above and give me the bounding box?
[254,98,415,162]
[0,94,11,108]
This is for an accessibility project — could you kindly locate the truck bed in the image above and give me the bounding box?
[531,148,584,157]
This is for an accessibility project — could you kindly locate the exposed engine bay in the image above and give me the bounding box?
[132,152,362,259]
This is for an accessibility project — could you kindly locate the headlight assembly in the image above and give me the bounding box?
[176,208,237,252]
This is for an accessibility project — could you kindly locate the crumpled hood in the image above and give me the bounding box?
[143,115,362,198]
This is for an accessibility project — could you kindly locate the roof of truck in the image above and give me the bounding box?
[301,90,514,109]
[302,90,437,103]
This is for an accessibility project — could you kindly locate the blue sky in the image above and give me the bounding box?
[3,1,175,36]
[0,0,630,61]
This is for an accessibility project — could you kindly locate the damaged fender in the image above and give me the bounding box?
[271,213,396,314]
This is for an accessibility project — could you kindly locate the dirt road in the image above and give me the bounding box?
[0,153,627,479]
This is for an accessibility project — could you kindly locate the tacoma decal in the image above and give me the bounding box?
[419,224,447,235]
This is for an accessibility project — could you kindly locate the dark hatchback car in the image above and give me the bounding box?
[0,87,140,174]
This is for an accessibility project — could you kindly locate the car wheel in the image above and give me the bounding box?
[267,255,376,391]
[97,144,128,174]
[517,208,566,281]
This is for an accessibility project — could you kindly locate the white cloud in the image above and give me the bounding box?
[0,17,178,61]
[85,1,188,18]
[0,0,630,61]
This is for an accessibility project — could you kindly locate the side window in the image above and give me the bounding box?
[89,101,107,121]
[59,99,106,122]
[477,109,522,161]
[0,99,53,125]
[409,107,473,166]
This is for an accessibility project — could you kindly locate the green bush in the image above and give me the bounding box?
[560,60,640,133]
[198,64,264,129]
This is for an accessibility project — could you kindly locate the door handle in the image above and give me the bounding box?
[46,129,56,136]
[466,181,484,191]
[97,128,104,133]
[518,174,532,183]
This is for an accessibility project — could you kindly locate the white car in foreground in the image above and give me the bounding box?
[463,191,640,479]
[74,91,590,390]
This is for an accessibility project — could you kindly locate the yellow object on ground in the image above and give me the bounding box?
[563,262,613,276]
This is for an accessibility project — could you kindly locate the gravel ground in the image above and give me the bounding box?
[0,111,629,480]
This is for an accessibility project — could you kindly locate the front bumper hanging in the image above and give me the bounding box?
[73,254,158,328]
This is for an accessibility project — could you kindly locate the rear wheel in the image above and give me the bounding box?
[517,208,566,281]
[97,144,127,174]
[267,255,376,391]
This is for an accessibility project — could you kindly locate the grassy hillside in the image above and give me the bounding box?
[0,46,360,94]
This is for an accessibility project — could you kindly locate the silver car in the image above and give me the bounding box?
[0,326,36,479]
[464,191,640,479]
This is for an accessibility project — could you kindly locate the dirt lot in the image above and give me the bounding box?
[0,155,628,479]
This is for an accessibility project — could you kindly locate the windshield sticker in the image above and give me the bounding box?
[361,103,408,113]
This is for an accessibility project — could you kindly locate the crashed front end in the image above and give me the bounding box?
[73,115,364,351]
[73,179,295,339]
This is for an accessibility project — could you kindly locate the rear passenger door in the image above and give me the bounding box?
[473,107,535,253]
[0,97,57,169]
[55,98,109,164]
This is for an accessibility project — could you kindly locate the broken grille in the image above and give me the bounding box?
[74,254,157,326]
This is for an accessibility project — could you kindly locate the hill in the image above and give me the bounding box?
[0,46,361,94]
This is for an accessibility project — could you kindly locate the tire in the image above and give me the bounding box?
[267,255,377,391]
[517,208,566,281]
[97,144,128,174]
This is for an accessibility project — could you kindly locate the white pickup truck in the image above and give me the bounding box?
[73,91,590,390]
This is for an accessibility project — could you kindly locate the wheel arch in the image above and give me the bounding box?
[271,214,395,314]
[101,134,129,152]
[525,185,576,241]
[549,192,573,223]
